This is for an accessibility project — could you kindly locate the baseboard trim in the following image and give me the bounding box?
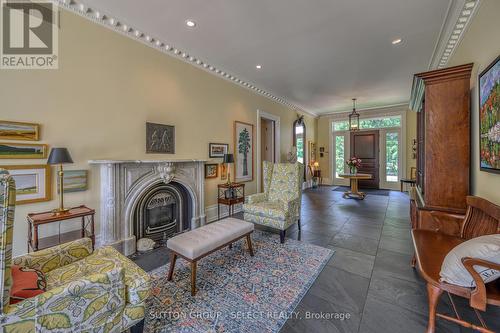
[205,203,243,223]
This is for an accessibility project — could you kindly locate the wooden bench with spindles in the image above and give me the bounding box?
[411,196,500,333]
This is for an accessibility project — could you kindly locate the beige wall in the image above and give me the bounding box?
[0,10,316,256]
[316,105,415,183]
[447,0,500,205]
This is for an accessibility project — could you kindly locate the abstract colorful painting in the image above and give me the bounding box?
[479,55,500,173]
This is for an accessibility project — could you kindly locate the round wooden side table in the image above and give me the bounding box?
[338,173,372,200]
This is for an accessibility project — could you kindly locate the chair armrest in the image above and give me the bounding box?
[282,197,301,218]
[461,257,500,311]
[2,268,126,332]
[13,238,94,273]
[245,193,267,205]
[429,211,465,236]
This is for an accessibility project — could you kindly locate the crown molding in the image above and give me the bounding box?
[318,103,409,118]
[55,0,318,118]
[428,0,481,70]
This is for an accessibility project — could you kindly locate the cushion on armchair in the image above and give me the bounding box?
[10,265,46,304]
[440,234,500,287]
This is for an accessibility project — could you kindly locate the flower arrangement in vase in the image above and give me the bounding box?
[346,157,362,174]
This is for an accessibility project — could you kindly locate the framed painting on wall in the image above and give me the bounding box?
[205,164,218,179]
[234,121,254,182]
[479,55,500,174]
[0,142,48,159]
[1,165,51,205]
[0,120,40,141]
[209,143,228,158]
[146,122,175,154]
[57,170,88,193]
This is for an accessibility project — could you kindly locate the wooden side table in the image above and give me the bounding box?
[217,183,245,220]
[27,205,95,252]
[338,173,372,200]
[313,169,323,185]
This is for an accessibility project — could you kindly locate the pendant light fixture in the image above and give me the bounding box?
[349,98,360,131]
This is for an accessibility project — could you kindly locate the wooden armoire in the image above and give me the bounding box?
[409,63,473,236]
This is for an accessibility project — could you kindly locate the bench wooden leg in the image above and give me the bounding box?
[246,234,254,257]
[167,252,177,281]
[191,261,197,296]
[228,243,233,249]
[426,283,443,333]
[297,219,301,231]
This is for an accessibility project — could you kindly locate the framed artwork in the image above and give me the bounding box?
[1,165,51,205]
[58,170,88,193]
[205,164,218,179]
[209,143,228,158]
[146,122,175,154]
[0,120,40,141]
[234,121,254,182]
[479,55,500,174]
[220,163,227,180]
[0,142,48,159]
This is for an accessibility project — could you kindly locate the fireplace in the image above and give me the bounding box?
[134,182,191,242]
[89,160,206,255]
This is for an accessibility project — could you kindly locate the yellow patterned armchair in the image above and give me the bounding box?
[243,162,303,243]
[0,169,150,333]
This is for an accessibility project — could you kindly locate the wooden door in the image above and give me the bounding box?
[350,130,379,189]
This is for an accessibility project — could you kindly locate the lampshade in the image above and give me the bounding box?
[223,153,234,163]
[47,148,74,165]
[313,162,320,167]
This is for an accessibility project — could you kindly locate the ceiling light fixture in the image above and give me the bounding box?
[256,65,262,69]
[186,20,196,28]
[392,38,403,45]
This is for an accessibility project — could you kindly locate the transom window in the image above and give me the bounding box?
[333,115,401,131]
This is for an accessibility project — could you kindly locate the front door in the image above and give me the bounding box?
[350,130,379,189]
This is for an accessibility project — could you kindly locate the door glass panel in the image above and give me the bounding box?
[333,121,349,131]
[386,132,399,182]
[295,125,304,164]
[360,116,401,129]
[335,135,345,178]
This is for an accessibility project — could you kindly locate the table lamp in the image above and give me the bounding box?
[313,161,320,169]
[223,153,234,184]
[47,147,74,214]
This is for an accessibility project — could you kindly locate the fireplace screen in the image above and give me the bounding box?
[134,182,191,242]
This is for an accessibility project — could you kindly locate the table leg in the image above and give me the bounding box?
[400,181,403,192]
[81,217,85,238]
[91,214,95,249]
[217,203,220,220]
[27,220,32,253]
[33,225,39,251]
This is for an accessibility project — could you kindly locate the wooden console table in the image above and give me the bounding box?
[27,205,95,252]
[338,173,372,200]
[217,183,245,220]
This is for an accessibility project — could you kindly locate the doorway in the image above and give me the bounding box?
[256,110,281,193]
[350,130,380,189]
[260,118,275,190]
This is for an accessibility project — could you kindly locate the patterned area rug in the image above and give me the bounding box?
[145,230,334,332]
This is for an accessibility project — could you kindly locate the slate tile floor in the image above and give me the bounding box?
[132,186,499,333]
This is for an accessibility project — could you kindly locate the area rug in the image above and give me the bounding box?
[332,186,391,196]
[144,230,334,333]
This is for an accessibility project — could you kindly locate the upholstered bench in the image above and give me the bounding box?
[166,218,254,295]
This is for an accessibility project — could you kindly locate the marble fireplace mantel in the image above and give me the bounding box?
[89,159,207,255]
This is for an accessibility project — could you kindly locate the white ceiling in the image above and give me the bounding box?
[81,0,454,115]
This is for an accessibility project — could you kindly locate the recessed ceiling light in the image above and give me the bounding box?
[256,65,262,69]
[392,38,403,45]
[186,20,196,28]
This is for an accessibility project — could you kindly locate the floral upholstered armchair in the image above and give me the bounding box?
[243,162,303,243]
[0,169,150,333]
